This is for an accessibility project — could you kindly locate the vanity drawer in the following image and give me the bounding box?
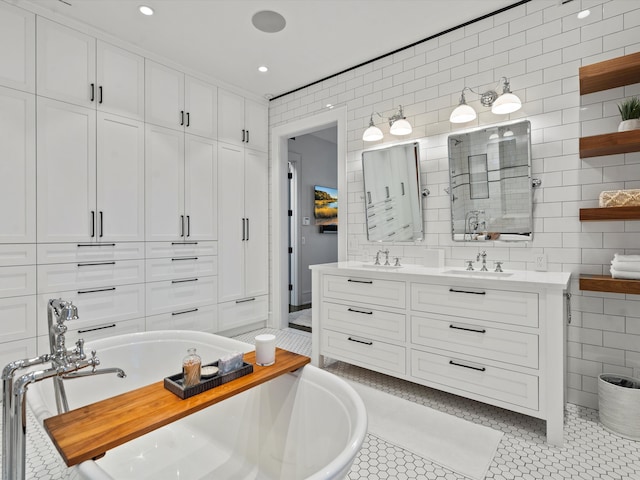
[323,301,406,342]
[146,303,218,333]
[0,244,36,266]
[145,256,217,282]
[411,282,538,328]
[0,295,36,343]
[37,242,145,264]
[37,317,146,351]
[218,295,268,332]
[146,276,217,317]
[322,274,406,309]
[321,329,406,376]
[411,314,538,369]
[0,265,36,298]
[37,283,146,336]
[145,241,217,259]
[37,260,145,293]
[411,348,538,411]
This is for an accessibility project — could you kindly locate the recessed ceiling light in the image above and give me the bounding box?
[258,66,269,73]
[577,9,590,19]
[252,10,286,33]
[139,5,154,16]
[326,104,334,109]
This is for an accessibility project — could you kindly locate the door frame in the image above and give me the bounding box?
[270,106,347,329]
[288,155,301,307]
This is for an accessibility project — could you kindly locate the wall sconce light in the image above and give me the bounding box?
[450,77,522,124]
[363,105,413,141]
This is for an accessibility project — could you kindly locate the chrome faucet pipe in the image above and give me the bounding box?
[63,366,126,379]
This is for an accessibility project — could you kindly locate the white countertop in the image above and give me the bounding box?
[310,261,571,289]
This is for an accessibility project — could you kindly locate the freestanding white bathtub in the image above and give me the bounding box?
[26,330,367,480]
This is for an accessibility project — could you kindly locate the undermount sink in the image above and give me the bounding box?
[360,263,403,269]
[442,269,513,278]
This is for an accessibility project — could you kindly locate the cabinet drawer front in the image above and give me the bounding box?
[145,256,217,283]
[322,274,406,309]
[38,260,145,293]
[321,329,406,376]
[411,349,538,410]
[146,276,217,316]
[0,338,37,369]
[323,301,406,342]
[146,303,218,333]
[0,265,36,298]
[37,242,145,264]
[411,282,538,328]
[0,295,36,343]
[37,284,146,336]
[0,244,36,266]
[61,317,146,346]
[411,314,538,368]
[145,241,217,259]
[217,295,268,332]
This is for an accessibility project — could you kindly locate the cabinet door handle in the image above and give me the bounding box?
[171,241,198,245]
[180,110,184,126]
[78,323,116,334]
[235,297,256,304]
[449,360,486,372]
[172,308,199,316]
[449,288,486,295]
[77,261,116,267]
[186,112,190,127]
[347,279,373,284]
[171,278,198,284]
[99,85,103,104]
[401,182,405,196]
[186,215,190,237]
[242,218,246,241]
[242,129,246,142]
[449,324,486,334]
[99,211,104,237]
[77,243,116,247]
[171,257,198,261]
[180,215,184,237]
[348,337,373,346]
[90,211,95,237]
[78,287,116,295]
[90,83,95,102]
[246,218,249,241]
[246,130,249,143]
[347,308,373,315]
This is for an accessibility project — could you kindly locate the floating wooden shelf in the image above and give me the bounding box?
[44,348,310,467]
[579,274,640,295]
[579,205,640,221]
[579,51,640,95]
[579,130,640,159]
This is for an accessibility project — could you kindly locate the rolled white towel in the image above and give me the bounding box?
[613,254,640,262]
[610,267,640,280]
[610,261,640,272]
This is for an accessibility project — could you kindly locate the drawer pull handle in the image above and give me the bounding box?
[171,257,198,261]
[449,324,486,334]
[348,308,373,315]
[449,360,486,372]
[449,288,486,295]
[78,287,116,295]
[77,261,116,267]
[171,241,199,245]
[78,324,116,334]
[348,337,373,346]
[235,297,256,304]
[347,279,373,284]
[77,243,116,247]
[171,278,198,284]
[172,308,199,316]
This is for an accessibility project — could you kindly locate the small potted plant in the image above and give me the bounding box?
[618,96,640,132]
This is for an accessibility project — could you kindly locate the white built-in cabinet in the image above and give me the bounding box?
[0,2,35,93]
[145,59,217,139]
[145,125,217,242]
[218,89,268,152]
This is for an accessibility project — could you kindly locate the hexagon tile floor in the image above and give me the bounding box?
[4,327,640,479]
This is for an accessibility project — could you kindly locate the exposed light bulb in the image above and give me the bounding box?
[139,5,154,15]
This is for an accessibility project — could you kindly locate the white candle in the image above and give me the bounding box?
[255,334,276,366]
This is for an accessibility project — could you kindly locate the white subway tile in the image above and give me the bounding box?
[563,232,604,249]
[510,9,543,34]
[567,355,603,375]
[509,40,543,64]
[581,14,624,41]
[604,331,640,352]
[526,50,563,73]
[583,344,626,365]
[583,312,626,332]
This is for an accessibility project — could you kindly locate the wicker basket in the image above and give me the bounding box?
[598,373,640,440]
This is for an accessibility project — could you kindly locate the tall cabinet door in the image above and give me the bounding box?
[0,2,35,93]
[37,98,96,243]
[244,149,268,297]
[244,99,268,153]
[97,41,144,121]
[185,135,217,241]
[145,60,184,131]
[97,113,145,242]
[36,17,96,107]
[217,89,244,147]
[0,87,35,243]
[217,143,245,302]
[145,124,185,241]
[185,76,217,139]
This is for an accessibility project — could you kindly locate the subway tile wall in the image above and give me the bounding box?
[269,0,640,409]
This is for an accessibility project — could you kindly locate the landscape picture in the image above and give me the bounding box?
[314,186,338,225]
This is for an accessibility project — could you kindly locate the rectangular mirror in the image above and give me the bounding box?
[362,142,423,242]
[448,120,532,241]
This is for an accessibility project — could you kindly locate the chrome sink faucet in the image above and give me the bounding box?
[477,250,488,271]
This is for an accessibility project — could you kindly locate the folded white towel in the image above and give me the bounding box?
[610,268,640,280]
[613,254,640,262]
[611,261,640,272]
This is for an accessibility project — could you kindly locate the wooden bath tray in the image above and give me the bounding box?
[43,348,310,467]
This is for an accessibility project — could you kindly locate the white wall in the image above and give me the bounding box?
[270,0,640,409]
[288,133,338,304]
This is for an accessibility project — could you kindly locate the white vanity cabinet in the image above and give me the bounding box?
[311,263,570,446]
[218,89,268,152]
[145,59,217,139]
[0,2,35,93]
[37,18,144,120]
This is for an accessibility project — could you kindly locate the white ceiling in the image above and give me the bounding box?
[29,0,519,100]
